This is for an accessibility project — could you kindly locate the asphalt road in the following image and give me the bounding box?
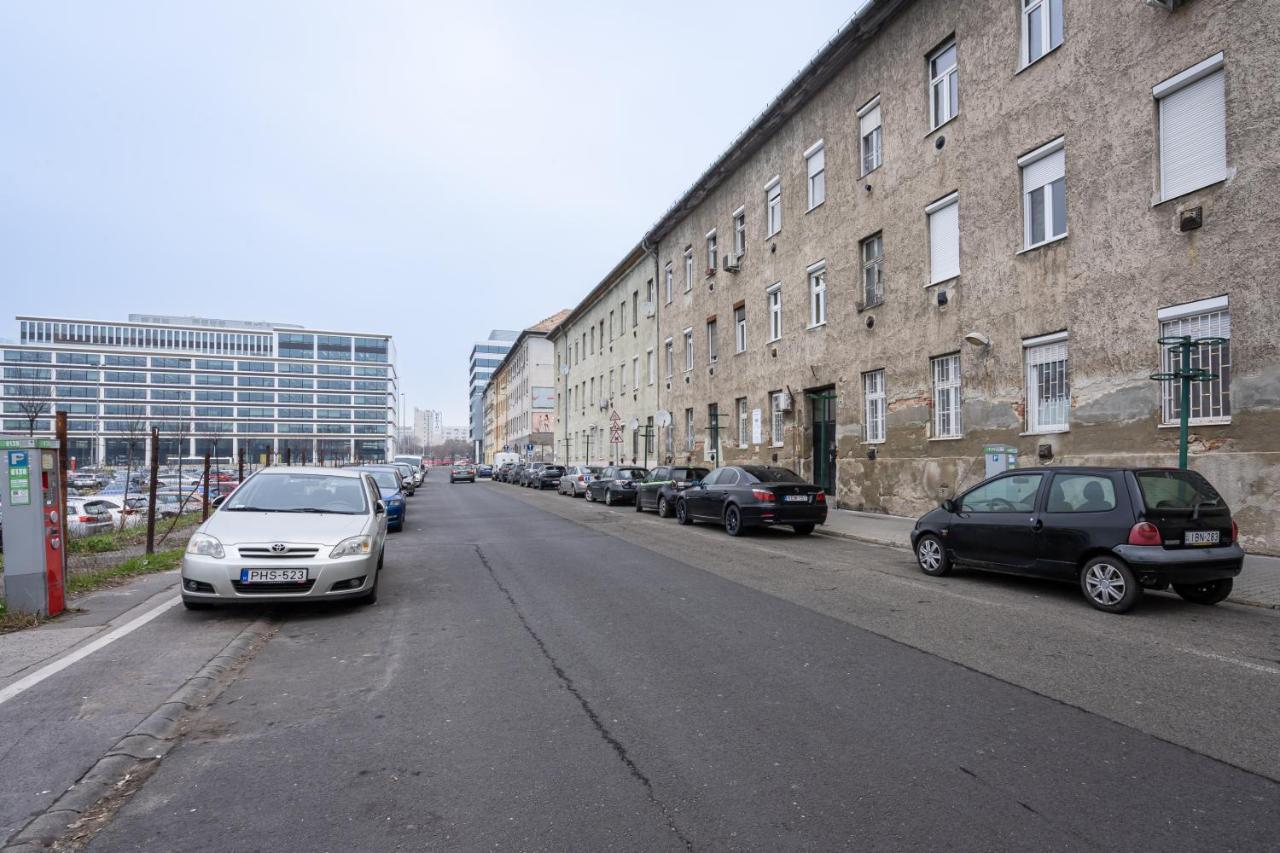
[84,477,1280,852]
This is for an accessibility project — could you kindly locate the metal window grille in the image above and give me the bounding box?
[771,392,785,445]
[1161,309,1231,424]
[931,354,961,437]
[737,398,749,446]
[1025,341,1069,432]
[863,370,886,442]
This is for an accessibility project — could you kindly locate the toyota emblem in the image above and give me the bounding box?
[270,543,287,553]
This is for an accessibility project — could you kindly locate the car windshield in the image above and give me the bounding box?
[672,468,709,481]
[740,466,805,484]
[1137,469,1223,512]
[223,473,369,514]
[615,468,647,480]
[364,470,399,491]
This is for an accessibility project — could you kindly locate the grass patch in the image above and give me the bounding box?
[0,600,47,634]
[69,512,204,555]
[65,548,185,596]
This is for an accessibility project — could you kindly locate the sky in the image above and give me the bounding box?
[1,0,869,426]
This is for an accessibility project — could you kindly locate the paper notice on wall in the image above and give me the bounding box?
[751,409,762,445]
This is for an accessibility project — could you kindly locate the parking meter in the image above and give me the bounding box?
[1,438,66,616]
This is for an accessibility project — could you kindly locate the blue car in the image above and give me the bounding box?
[352,466,406,531]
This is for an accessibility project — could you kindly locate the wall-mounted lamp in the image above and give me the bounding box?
[963,331,991,348]
[936,290,948,307]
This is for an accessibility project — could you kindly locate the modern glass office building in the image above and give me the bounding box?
[469,330,517,459]
[2,314,398,466]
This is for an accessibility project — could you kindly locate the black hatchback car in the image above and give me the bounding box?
[676,465,827,536]
[635,465,710,517]
[911,467,1244,614]
[533,465,566,490]
[584,466,649,505]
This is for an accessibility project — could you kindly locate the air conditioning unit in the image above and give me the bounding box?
[642,302,655,318]
[778,392,793,412]
[599,398,610,410]
[722,254,740,273]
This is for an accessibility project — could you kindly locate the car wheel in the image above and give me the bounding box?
[792,523,815,536]
[635,496,644,513]
[604,490,614,506]
[1173,578,1233,605]
[915,534,951,577]
[357,566,379,606]
[724,505,743,537]
[1080,556,1142,614]
[182,598,213,611]
[676,499,693,525]
[657,496,671,518]
[584,488,594,502]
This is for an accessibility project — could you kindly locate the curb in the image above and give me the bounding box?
[2,616,276,852]
[815,526,911,552]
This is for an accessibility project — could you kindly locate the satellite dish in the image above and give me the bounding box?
[628,418,639,430]
[655,409,671,427]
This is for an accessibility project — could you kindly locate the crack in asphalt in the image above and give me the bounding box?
[473,544,696,852]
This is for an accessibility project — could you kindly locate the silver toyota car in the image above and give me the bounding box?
[181,466,387,609]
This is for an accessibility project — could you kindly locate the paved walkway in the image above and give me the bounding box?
[819,508,1280,610]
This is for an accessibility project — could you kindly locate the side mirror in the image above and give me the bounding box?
[375,500,386,515]
[941,498,957,513]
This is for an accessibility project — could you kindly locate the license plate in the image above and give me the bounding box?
[240,568,309,583]
[784,495,809,503]
[1185,530,1220,546]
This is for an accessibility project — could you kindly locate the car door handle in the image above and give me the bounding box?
[1031,518,1043,532]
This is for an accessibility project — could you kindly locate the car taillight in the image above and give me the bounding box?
[815,492,826,503]
[577,475,584,482]
[78,514,95,522]
[1231,519,1238,543]
[1128,522,1162,546]
[752,489,776,502]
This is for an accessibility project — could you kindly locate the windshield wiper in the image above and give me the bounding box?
[223,506,285,512]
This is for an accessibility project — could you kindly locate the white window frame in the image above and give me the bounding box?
[1019,137,1067,250]
[1021,0,1064,68]
[863,369,886,443]
[858,95,882,176]
[931,353,962,438]
[767,283,783,342]
[684,407,695,451]
[683,328,694,372]
[706,229,717,276]
[732,206,746,260]
[734,306,747,353]
[807,262,827,328]
[735,397,750,448]
[1158,296,1231,425]
[929,39,959,130]
[1154,52,1228,203]
[770,392,786,447]
[926,192,960,285]
[765,176,782,237]
[684,248,694,292]
[861,233,884,306]
[707,319,718,364]
[1023,331,1070,434]
[664,262,673,304]
[664,338,674,378]
[804,140,825,210]
[631,356,639,390]
[646,348,654,385]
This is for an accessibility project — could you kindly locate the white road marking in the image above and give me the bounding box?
[1175,646,1280,676]
[0,596,182,706]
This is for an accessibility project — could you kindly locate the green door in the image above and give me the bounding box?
[809,390,836,494]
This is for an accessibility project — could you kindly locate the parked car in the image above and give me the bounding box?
[507,464,527,485]
[557,465,603,497]
[65,498,116,536]
[450,464,476,484]
[386,462,419,495]
[584,466,649,505]
[476,464,493,479]
[351,466,406,531]
[635,465,711,517]
[181,466,387,609]
[676,466,827,536]
[910,466,1244,614]
[532,465,566,490]
[521,463,546,487]
[496,463,515,483]
[85,496,145,529]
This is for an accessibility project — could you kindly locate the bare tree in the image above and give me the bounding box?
[118,418,148,522]
[11,384,51,436]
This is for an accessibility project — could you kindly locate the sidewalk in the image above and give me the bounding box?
[818,508,1280,610]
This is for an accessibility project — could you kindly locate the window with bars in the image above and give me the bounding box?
[861,233,884,306]
[770,391,786,446]
[737,397,749,447]
[863,369,886,443]
[1159,301,1231,425]
[931,353,962,438]
[1024,336,1070,433]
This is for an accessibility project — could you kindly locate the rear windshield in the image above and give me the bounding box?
[1136,470,1223,513]
[672,468,710,481]
[615,468,647,480]
[223,473,369,515]
[543,466,565,475]
[740,466,806,484]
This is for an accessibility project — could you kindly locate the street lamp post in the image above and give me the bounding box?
[1149,334,1225,469]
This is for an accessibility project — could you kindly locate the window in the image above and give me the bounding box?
[631,356,639,389]
[767,284,783,341]
[807,262,827,327]
[859,95,882,175]
[590,326,595,355]
[861,233,884,306]
[1020,137,1067,248]
[960,474,1044,513]
[707,319,718,364]
[927,192,960,284]
[665,338,674,378]
[1159,296,1231,424]
[765,177,782,236]
[1020,332,1070,433]
[706,229,717,275]
[931,353,962,437]
[736,397,749,447]
[647,349,654,384]
[732,208,746,260]
[621,300,627,332]
[804,141,825,209]
[632,291,639,328]
[863,369,886,443]
[684,407,695,451]
[734,305,747,353]
[929,40,959,129]
[664,263,673,303]
[770,391,786,446]
[609,310,615,341]
[684,248,695,291]
[683,329,694,372]
[1155,53,1228,202]
[1022,0,1063,66]
[1046,474,1117,514]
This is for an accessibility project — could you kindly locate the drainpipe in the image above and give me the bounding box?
[641,234,661,461]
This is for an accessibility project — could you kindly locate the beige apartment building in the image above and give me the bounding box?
[550,246,661,466]
[482,310,569,463]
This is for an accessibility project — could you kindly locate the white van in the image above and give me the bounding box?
[493,452,521,468]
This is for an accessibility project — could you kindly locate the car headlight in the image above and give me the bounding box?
[389,498,402,506]
[330,535,373,559]
[186,533,225,559]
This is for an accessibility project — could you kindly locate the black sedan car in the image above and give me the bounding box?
[533,464,566,490]
[675,465,827,535]
[495,463,515,482]
[910,466,1244,614]
[635,465,710,517]
[584,466,649,505]
[508,464,527,485]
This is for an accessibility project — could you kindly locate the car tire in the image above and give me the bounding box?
[584,488,594,502]
[915,534,951,577]
[792,523,815,536]
[724,505,743,537]
[357,566,379,606]
[657,496,671,518]
[1080,556,1142,614]
[676,499,693,525]
[635,496,644,513]
[1173,578,1233,606]
[182,598,213,611]
[604,490,614,507]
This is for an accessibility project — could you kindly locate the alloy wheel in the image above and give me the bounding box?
[917,538,942,572]
[1084,562,1127,607]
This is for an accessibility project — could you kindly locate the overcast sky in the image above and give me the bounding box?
[1,1,868,425]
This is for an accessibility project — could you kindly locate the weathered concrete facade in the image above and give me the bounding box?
[643,0,1280,552]
[551,246,662,466]
[482,310,569,463]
